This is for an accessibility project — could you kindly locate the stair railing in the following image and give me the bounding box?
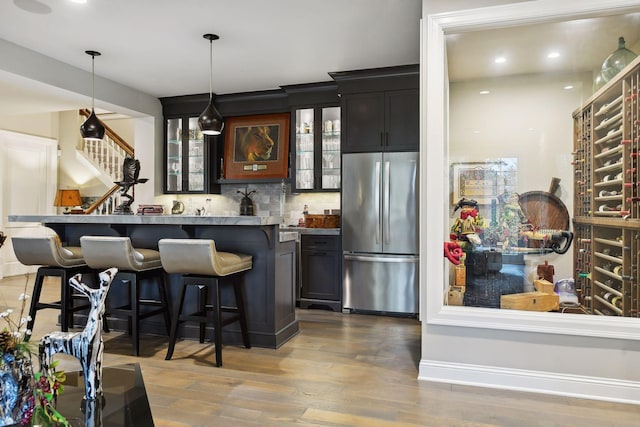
[79,109,135,215]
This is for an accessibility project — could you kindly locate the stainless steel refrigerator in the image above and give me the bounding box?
[342,152,419,315]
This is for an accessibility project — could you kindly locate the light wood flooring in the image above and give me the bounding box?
[1,273,640,426]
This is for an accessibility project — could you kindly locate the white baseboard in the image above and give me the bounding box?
[419,359,640,405]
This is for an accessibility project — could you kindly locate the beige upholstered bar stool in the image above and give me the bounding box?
[12,235,93,337]
[158,238,252,367]
[80,236,171,356]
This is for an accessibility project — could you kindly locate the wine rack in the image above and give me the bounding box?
[572,56,640,318]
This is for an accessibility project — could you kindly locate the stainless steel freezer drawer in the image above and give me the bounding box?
[343,253,419,315]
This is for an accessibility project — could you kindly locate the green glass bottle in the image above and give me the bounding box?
[601,36,637,82]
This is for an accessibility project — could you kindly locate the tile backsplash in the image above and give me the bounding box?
[155,182,339,225]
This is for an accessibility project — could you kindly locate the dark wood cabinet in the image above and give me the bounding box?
[283,82,341,192]
[341,89,418,153]
[300,234,342,312]
[331,65,419,154]
[160,96,222,194]
[385,89,420,151]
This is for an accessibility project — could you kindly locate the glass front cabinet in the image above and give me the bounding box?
[293,105,341,192]
[165,115,221,194]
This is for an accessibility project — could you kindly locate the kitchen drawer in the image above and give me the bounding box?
[301,234,340,251]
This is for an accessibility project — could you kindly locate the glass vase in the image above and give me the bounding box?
[601,36,637,83]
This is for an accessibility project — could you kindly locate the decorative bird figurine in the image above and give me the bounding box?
[113,156,148,215]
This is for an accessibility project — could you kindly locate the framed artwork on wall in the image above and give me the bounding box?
[450,158,517,205]
[223,113,290,180]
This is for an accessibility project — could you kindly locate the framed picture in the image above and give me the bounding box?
[223,113,290,180]
[450,158,517,205]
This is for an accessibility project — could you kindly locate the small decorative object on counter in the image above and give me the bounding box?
[136,204,164,215]
[0,231,5,248]
[238,186,256,216]
[171,200,185,215]
[113,156,148,215]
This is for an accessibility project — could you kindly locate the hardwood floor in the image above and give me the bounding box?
[2,273,640,426]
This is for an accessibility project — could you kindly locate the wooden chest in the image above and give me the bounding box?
[533,279,555,294]
[500,291,559,312]
[447,287,464,306]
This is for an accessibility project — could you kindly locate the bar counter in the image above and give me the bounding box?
[8,214,298,349]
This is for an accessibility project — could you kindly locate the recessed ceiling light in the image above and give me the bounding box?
[494,56,506,64]
[479,90,490,95]
[547,52,561,59]
[564,85,574,90]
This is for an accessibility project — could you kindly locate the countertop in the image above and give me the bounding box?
[8,214,284,226]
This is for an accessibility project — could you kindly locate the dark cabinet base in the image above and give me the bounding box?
[300,234,342,312]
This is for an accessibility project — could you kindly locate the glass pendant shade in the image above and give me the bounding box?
[80,108,105,141]
[199,33,224,137]
[601,36,637,83]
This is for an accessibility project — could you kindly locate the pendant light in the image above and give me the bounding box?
[80,50,106,141]
[198,34,224,136]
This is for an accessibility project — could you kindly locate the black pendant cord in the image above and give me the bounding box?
[85,50,101,111]
[208,36,213,103]
[92,53,95,109]
[203,34,219,102]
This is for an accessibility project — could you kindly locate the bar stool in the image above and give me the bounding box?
[158,238,252,367]
[12,235,94,337]
[80,236,171,356]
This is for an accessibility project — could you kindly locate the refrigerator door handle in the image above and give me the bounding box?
[344,253,419,263]
[375,160,381,244]
[384,160,390,245]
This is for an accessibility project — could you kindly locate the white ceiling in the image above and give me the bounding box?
[446,12,640,82]
[1,1,640,119]
[0,0,422,116]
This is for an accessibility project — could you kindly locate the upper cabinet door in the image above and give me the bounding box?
[161,96,221,195]
[385,89,419,152]
[292,105,341,192]
[166,118,183,192]
[342,90,419,153]
[320,106,341,190]
[164,115,219,194]
[342,92,385,153]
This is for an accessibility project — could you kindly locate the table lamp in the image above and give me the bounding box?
[54,189,82,214]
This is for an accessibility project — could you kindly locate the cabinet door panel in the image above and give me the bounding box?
[342,93,385,153]
[301,250,341,301]
[385,89,419,151]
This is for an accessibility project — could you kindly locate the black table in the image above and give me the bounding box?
[54,363,154,427]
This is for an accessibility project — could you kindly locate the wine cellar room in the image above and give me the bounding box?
[445,11,640,318]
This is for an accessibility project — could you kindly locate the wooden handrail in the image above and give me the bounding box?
[84,185,120,215]
[80,109,134,156]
